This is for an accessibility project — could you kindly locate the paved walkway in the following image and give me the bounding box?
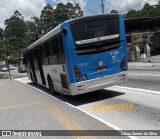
[129,55,160,67]
[0,79,129,138]
[129,62,160,67]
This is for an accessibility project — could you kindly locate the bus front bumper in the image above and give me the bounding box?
[69,71,128,96]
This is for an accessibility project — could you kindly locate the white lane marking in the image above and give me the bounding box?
[114,86,160,95]
[129,73,160,77]
[15,77,137,139]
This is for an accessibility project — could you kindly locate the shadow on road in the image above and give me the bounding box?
[27,82,125,106]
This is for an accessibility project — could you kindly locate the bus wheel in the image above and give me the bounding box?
[48,77,58,95]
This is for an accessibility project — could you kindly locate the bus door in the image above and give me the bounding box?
[52,35,68,91]
[35,48,46,86]
[57,35,68,90]
[33,49,42,84]
[28,52,37,82]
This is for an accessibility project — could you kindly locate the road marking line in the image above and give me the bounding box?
[114,86,160,95]
[15,77,137,139]
[129,73,160,77]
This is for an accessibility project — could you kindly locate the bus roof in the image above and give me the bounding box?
[68,14,119,24]
[24,24,62,53]
[24,14,120,53]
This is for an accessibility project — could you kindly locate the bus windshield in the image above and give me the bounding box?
[71,17,119,45]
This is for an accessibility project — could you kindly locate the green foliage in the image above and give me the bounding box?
[0,28,3,39]
[110,10,118,13]
[0,2,84,62]
[4,10,26,38]
[40,4,55,34]
[0,74,8,79]
[40,2,83,34]
[126,2,160,18]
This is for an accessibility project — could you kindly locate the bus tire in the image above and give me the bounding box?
[48,76,58,95]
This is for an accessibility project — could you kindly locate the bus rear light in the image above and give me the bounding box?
[120,55,126,71]
[74,66,81,81]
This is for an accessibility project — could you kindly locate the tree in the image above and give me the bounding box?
[110,10,118,13]
[40,4,54,34]
[4,10,26,38]
[25,21,38,46]
[53,2,83,25]
[126,2,160,18]
[38,2,84,34]
[4,10,26,60]
[53,3,67,26]
[0,2,84,61]
[31,16,42,35]
[73,3,83,18]
[0,28,3,40]
[143,3,151,10]
[126,9,137,18]
[0,28,5,60]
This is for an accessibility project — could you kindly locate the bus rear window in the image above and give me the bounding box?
[70,18,119,45]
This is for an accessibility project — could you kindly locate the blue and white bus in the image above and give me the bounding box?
[23,14,128,95]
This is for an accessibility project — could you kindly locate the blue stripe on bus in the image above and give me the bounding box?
[119,15,128,71]
[61,22,76,83]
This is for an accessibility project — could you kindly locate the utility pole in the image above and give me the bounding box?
[101,0,104,14]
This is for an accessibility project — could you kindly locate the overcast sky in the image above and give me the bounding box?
[0,0,159,29]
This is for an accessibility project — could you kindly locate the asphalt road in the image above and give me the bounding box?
[2,66,159,92]
[0,67,27,79]
[3,66,160,139]
[121,67,160,92]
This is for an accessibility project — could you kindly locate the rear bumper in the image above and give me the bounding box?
[70,71,128,96]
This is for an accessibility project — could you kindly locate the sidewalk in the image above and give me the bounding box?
[0,79,129,138]
[129,62,160,67]
[129,55,160,67]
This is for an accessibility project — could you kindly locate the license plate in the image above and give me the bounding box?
[96,67,106,72]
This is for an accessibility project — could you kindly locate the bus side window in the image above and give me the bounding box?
[33,50,39,70]
[41,43,49,65]
[48,40,54,56]
[27,55,31,69]
[48,39,57,64]
[44,42,49,57]
[39,46,42,58]
[52,38,57,55]
[57,35,65,64]
[52,38,58,64]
